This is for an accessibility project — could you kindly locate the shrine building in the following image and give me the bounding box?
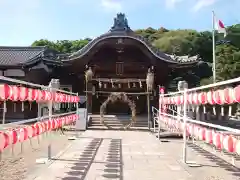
[0,13,202,121]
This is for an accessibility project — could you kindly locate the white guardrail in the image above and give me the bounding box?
[0,76,80,161]
[155,77,240,166]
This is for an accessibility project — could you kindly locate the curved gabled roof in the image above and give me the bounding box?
[66,13,199,65]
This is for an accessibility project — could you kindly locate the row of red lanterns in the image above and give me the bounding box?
[0,84,80,103]
[161,85,240,105]
[160,115,240,154]
[0,114,78,152]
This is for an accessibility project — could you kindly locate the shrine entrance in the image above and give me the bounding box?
[100,92,136,129]
[92,93,147,115]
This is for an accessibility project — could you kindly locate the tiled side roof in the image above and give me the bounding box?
[0,46,46,66]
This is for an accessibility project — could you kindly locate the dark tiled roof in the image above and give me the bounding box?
[0,46,46,66]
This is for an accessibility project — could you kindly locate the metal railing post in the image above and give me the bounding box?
[47,85,53,160]
[182,87,187,164]
[158,94,162,140]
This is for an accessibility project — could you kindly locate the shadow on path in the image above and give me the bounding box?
[102,139,123,180]
[188,143,240,178]
[61,138,102,180]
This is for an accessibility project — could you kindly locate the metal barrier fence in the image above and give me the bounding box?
[0,76,80,161]
[156,77,240,165]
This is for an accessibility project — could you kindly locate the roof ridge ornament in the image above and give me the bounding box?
[110,13,132,32]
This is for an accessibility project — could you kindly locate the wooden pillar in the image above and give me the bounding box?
[86,81,93,114]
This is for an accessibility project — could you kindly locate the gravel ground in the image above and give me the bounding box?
[0,131,75,180]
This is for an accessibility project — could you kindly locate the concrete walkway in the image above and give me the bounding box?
[27,130,240,180]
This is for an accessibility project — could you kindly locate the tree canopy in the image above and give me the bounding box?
[32,24,240,85]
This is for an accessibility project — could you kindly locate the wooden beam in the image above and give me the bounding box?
[84,90,151,95]
[92,78,146,83]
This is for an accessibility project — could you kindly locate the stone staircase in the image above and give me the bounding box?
[88,114,149,130]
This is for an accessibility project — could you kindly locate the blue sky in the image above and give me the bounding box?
[0,0,239,46]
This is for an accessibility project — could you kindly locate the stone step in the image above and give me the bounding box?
[87,125,149,131]
[90,120,148,123]
[91,118,148,122]
[90,123,148,127]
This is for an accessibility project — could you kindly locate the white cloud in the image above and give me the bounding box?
[192,0,217,12]
[100,0,122,12]
[165,0,184,9]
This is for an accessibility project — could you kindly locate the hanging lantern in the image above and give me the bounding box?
[19,86,28,111]
[32,88,39,102]
[85,67,93,82]
[146,68,154,92]
[133,83,136,88]
[45,90,53,101]
[59,93,64,103]
[193,92,199,105]
[233,85,240,103]
[0,84,11,114]
[198,91,207,113]
[40,90,47,102]
[0,84,11,101]
[207,90,216,115]
[212,90,221,104]
[218,89,225,116]
[118,84,121,88]
[9,85,20,101]
[9,86,20,112]
[198,92,207,104]
[139,79,142,88]
[223,87,234,116]
[99,80,102,88]
[159,87,165,94]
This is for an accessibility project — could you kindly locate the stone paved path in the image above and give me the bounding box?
[27,130,240,180]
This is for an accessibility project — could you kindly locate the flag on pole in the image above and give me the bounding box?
[214,14,227,37]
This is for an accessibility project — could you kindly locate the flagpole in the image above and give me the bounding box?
[212,10,216,83]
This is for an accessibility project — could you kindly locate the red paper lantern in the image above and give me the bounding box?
[233,85,240,103]
[27,125,34,138]
[40,90,46,102]
[235,139,240,155]
[9,85,20,101]
[7,129,18,145]
[0,131,9,151]
[27,88,34,101]
[206,91,214,104]
[31,125,37,137]
[45,91,53,101]
[223,135,235,153]
[213,132,222,149]
[19,86,28,101]
[35,89,42,102]
[0,84,11,100]
[212,90,221,104]
[223,88,234,104]
[198,127,206,140]
[205,129,213,144]
[198,92,207,104]
[193,92,199,105]
[54,93,60,102]
[32,89,39,101]
[18,127,28,142]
